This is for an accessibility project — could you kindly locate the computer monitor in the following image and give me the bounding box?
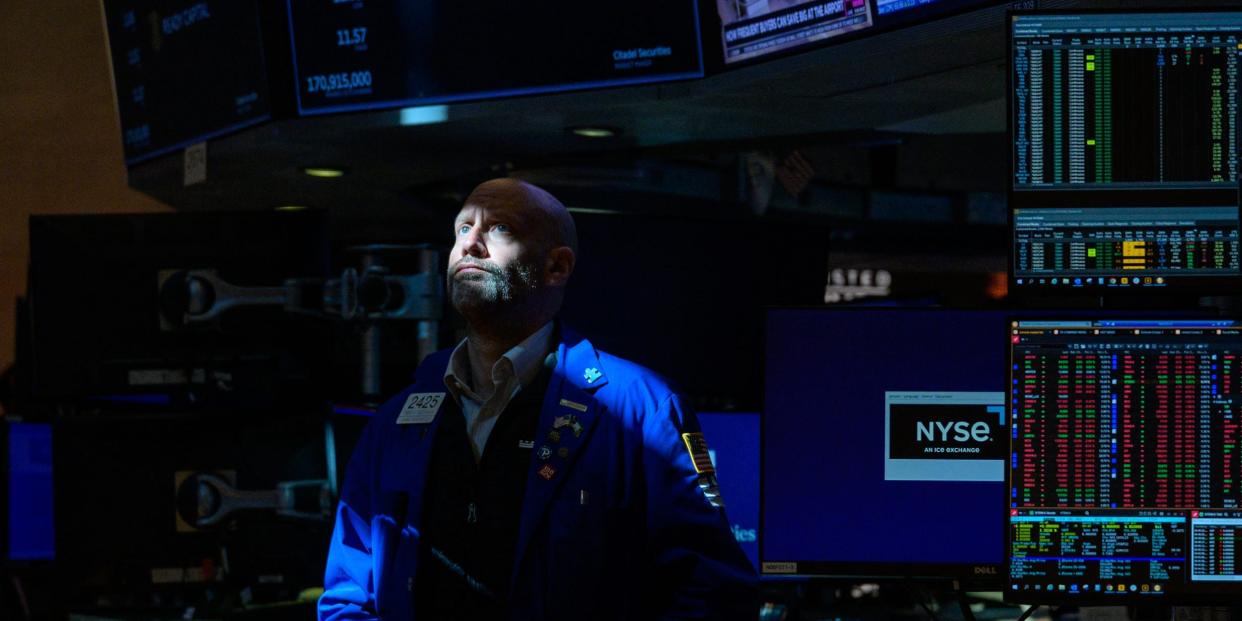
[697,412,759,570]
[27,210,330,404]
[717,0,872,65]
[1010,10,1241,195]
[288,0,704,115]
[102,0,272,165]
[762,308,1008,582]
[1008,9,1242,294]
[1011,204,1241,292]
[873,0,1004,29]
[1007,318,1242,603]
[1,422,53,563]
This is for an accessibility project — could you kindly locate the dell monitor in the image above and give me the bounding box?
[763,308,1008,582]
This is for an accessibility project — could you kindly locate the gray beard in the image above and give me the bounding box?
[449,259,539,315]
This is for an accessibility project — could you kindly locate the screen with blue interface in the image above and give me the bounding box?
[762,309,1007,579]
[1008,319,1242,603]
[5,422,53,561]
[697,412,759,570]
[874,0,1003,28]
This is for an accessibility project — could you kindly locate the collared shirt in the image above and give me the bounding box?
[443,321,555,462]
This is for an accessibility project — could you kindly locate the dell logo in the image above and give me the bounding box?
[916,421,991,443]
[974,566,998,575]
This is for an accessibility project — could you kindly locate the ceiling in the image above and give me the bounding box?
[123,0,1230,239]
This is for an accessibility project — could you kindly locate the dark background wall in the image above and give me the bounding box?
[0,1,170,407]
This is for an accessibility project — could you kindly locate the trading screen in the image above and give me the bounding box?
[1012,206,1241,289]
[1011,12,1241,192]
[1008,319,1242,602]
[1008,11,1242,293]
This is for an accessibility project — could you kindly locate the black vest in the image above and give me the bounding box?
[415,366,550,620]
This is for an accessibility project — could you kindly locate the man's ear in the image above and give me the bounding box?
[545,246,575,287]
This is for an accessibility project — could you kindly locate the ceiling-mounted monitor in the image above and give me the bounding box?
[719,0,1010,66]
[288,1,704,115]
[718,0,873,65]
[102,0,272,165]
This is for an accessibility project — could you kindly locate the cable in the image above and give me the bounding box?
[955,588,977,621]
[10,573,31,621]
[902,581,941,621]
[1016,604,1043,621]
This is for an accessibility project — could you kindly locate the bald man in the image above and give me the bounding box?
[320,179,758,621]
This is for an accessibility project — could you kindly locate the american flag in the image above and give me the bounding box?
[681,433,715,474]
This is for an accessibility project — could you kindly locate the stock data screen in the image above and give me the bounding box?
[1012,206,1241,290]
[103,1,271,165]
[718,0,872,65]
[1011,12,1241,192]
[763,309,1007,579]
[1008,319,1242,602]
[289,0,703,114]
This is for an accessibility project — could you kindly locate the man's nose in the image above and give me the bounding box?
[461,226,487,257]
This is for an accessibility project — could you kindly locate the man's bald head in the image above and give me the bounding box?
[463,178,577,256]
[447,178,578,335]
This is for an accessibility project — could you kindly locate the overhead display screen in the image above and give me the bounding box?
[103,1,271,165]
[718,0,873,64]
[876,0,992,18]
[288,1,704,115]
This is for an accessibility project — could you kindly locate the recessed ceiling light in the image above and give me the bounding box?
[302,166,347,178]
[569,126,619,139]
[274,205,310,212]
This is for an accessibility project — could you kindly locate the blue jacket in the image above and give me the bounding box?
[319,327,758,620]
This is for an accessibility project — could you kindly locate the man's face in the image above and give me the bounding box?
[447,198,546,313]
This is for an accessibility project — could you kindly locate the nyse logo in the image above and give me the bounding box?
[888,402,1006,461]
[916,421,992,443]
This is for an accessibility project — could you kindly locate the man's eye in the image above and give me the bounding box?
[457,224,471,235]
[491,223,510,234]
